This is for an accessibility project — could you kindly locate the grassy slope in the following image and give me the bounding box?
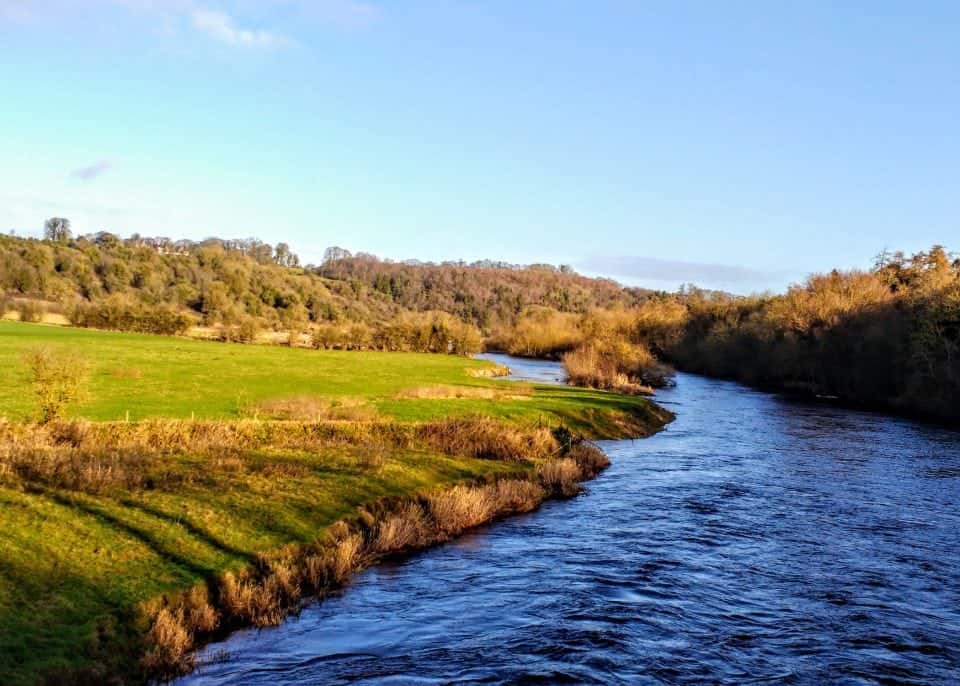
[0,322,668,684]
[1,447,524,684]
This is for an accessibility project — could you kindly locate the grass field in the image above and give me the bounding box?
[0,321,671,684]
[0,321,653,435]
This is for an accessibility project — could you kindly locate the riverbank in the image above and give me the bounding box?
[0,323,673,685]
[181,368,960,685]
[141,434,617,681]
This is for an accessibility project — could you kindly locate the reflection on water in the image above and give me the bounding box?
[475,352,567,385]
[181,362,960,685]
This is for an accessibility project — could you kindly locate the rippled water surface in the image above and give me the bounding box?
[182,362,960,685]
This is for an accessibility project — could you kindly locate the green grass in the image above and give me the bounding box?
[0,321,653,434]
[0,446,526,684]
[0,321,669,684]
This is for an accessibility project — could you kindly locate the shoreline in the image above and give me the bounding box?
[156,438,621,682]
[0,326,675,684]
[151,366,675,681]
[0,405,673,685]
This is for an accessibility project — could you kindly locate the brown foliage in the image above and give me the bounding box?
[563,340,669,394]
[395,384,532,400]
[140,448,605,681]
[489,306,584,358]
[243,396,379,422]
[0,416,582,494]
[663,247,960,422]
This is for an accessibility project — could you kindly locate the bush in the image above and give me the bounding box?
[18,300,45,323]
[69,301,192,335]
[490,306,582,358]
[374,312,482,355]
[563,339,673,393]
[311,322,372,350]
[22,347,91,423]
[238,318,259,343]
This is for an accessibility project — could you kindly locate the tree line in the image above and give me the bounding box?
[491,247,960,422]
[662,247,960,423]
[3,221,956,421]
[1,221,642,355]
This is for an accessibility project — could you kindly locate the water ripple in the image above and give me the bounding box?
[181,368,960,685]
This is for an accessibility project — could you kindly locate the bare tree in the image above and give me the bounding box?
[323,246,352,264]
[274,242,300,268]
[44,217,72,243]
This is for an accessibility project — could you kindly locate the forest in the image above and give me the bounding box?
[1,220,957,423]
[0,221,640,353]
[493,247,960,423]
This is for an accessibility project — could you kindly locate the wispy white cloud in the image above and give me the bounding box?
[578,255,800,294]
[581,255,774,284]
[0,2,380,45]
[70,160,114,181]
[191,8,291,48]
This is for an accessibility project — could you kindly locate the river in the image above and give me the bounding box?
[181,356,960,684]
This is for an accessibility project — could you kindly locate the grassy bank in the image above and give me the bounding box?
[0,321,663,436]
[0,321,672,684]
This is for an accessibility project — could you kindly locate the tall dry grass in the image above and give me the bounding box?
[139,449,603,679]
[241,396,379,422]
[0,417,568,494]
[394,384,533,400]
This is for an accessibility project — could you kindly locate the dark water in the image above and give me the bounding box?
[182,361,960,685]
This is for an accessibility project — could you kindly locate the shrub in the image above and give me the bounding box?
[237,317,260,343]
[70,301,191,335]
[537,458,583,496]
[311,322,373,350]
[374,312,482,355]
[490,306,582,358]
[563,339,673,393]
[22,347,91,423]
[18,300,44,323]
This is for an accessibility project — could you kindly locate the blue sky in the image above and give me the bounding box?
[1,1,958,293]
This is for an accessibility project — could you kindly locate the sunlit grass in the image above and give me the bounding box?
[0,321,669,684]
[0,446,524,684]
[0,321,656,434]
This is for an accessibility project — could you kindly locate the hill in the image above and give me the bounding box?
[0,230,647,346]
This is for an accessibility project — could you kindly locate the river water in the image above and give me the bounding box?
[182,357,960,685]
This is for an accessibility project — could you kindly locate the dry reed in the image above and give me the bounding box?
[0,417,573,493]
[242,396,379,422]
[140,449,603,679]
[395,384,533,400]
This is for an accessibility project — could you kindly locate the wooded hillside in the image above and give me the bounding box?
[0,225,646,350]
[3,223,956,422]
